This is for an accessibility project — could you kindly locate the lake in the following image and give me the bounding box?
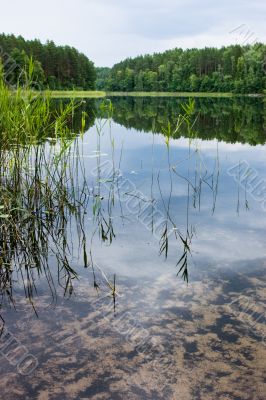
[0,96,265,399]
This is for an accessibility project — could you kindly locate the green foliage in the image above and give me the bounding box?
[0,33,96,90]
[97,44,266,94]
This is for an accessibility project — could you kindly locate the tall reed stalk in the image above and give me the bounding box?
[0,61,89,311]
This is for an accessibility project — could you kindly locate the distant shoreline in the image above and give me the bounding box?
[47,91,265,99]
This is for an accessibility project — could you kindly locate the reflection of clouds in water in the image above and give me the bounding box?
[191,225,266,263]
[170,137,266,153]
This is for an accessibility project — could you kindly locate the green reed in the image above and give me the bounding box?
[0,61,90,311]
[0,59,79,146]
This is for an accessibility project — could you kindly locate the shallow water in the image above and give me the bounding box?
[0,97,265,399]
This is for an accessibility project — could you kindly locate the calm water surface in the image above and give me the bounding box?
[0,97,265,399]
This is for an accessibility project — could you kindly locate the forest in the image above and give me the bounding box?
[96,44,266,93]
[0,33,96,89]
[1,34,265,94]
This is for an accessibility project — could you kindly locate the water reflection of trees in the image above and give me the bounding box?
[107,97,266,145]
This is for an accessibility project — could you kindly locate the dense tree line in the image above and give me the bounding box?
[96,44,266,94]
[0,34,96,89]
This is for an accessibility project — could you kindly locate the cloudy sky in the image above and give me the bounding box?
[1,0,265,66]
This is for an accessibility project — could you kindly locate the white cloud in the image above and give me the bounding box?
[0,0,265,66]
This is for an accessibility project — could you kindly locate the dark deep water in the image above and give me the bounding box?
[0,96,265,399]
